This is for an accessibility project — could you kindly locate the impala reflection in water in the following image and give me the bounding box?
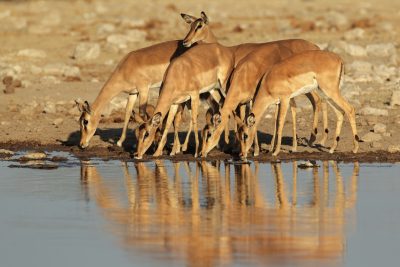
[81,161,359,266]
[80,160,359,267]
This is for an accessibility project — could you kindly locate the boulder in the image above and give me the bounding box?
[359,107,388,116]
[373,123,387,134]
[361,132,382,142]
[17,49,47,58]
[72,42,100,61]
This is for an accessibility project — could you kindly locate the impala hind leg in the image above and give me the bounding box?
[320,87,359,153]
[270,103,279,152]
[153,104,179,157]
[117,93,138,147]
[319,100,329,147]
[289,98,297,152]
[138,88,149,118]
[305,92,321,146]
[272,98,290,157]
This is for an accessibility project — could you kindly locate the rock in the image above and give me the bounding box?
[366,43,396,57]
[28,24,51,34]
[390,91,400,106]
[325,11,349,30]
[0,10,11,19]
[20,101,39,115]
[53,118,63,126]
[72,42,100,61]
[347,61,372,74]
[20,152,47,160]
[106,34,129,49]
[0,149,14,156]
[370,142,382,149]
[97,23,115,34]
[43,101,56,114]
[126,30,147,42]
[343,43,367,57]
[260,143,269,151]
[387,145,400,153]
[43,63,80,78]
[17,49,47,59]
[40,75,60,84]
[373,65,397,80]
[120,18,146,28]
[359,107,388,116]
[361,132,382,142]
[10,17,27,30]
[373,123,387,134]
[30,65,43,75]
[298,160,319,169]
[344,28,365,40]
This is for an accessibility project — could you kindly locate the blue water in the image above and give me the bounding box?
[0,155,399,267]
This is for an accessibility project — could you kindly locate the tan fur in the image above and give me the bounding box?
[237,51,359,158]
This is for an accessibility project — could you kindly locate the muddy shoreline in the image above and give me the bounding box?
[1,141,400,163]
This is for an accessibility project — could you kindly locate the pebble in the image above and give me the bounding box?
[390,91,400,107]
[366,43,396,57]
[72,42,100,61]
[43,101,56,114]
[53,118,63,126]
[359,107,388,116]
[343,43,367,57]
[361,132,382,142]
[97,23,115,34]
[373,123,387,134]
[387,145,400,153]
[344,28,365,40]
[43,63,80,78]
[325,11,349,30]
[17,49,47,59]
[20,152,47,160]
[0,149,14,155]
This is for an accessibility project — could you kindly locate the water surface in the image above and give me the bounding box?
[1,156,399,267]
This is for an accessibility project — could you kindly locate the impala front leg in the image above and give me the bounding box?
[117,93,138,147]
[138,87,149,119]
[273,98,289,157]
[153,104,179,157]
[190,94,200,157]
[289,98,297,152]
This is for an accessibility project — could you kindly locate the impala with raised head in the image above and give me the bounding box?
[237,50,360,158]
[200,40,325,157]
[136,42,235,159]
[75,13,217,149]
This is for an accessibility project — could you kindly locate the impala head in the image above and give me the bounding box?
[136,112,163,159]
[201,110,221,153]
[75,100,99,149]
[181,11,210,47]
[235,113,256,159]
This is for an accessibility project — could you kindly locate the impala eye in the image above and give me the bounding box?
[144,131,149,138]
[196,23,202,30]
[83,119,89,126]
[244,133,248,140]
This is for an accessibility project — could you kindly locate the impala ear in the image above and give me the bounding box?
[246,113,256,127]
[82,101,91,114]
[181,13,197,24]
[75,99,84,112]
[200,11,209,25]
[151,112,162,127]
[232,112,244,128]
[212,113,221,127]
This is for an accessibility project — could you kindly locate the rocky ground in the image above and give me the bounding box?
[0,0,400,161]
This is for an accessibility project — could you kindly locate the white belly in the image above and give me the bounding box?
[289,78,318,98]
[199,83,219,94]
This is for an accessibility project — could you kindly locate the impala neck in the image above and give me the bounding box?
[91,81,122,120]
[204,28,218,43]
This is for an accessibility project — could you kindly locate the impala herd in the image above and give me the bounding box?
[76,12,361,160]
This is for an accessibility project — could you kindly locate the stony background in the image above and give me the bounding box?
[0,0,399,153]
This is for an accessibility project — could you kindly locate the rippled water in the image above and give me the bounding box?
[1,156,399,267]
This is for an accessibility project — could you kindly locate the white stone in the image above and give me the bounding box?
[343,43,367,57]
[22,152,47,160]
[0,149,14,155]
[72,42,100,60]
[0,10,11,19]
[344,28,365,40]
[325,11,349,29]
[366,43,396,57]
[106,34,129,49]
[361,132,382,142]
[53,118,63,126]
[126,30,147,42]
[359,107,388,116]
[97,23,115,34]
[347,61,372,74]
[388,145,400,153]
[40,75,60,84]
[17,49,47,58]
[30,65,43,75]
[390,91,400,106]
[120,18,146,28]
[43,63,80,78]
[43,101,56,114]
[373,123,387,134]
[63,66,80,78]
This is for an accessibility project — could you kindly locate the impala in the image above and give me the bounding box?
[75,13,217,149]
[236,50,360,158]
[135,42,235,159]
[200,41,324,157]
